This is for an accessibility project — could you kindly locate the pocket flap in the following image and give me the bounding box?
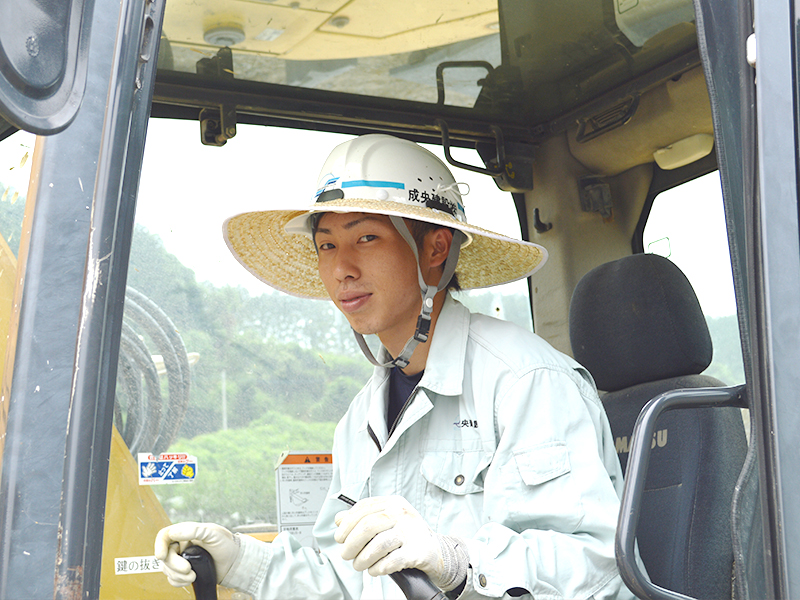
[420,450,492,495]
[513,442,570,486]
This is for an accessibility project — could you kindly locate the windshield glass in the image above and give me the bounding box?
[113,119,530,534]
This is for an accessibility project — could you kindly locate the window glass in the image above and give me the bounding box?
[157,0,697,125]
[0,131,34,471]
[642,171,745,385]
[116,118,530,534]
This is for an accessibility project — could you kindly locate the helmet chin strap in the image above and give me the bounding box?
[353,217,464,370]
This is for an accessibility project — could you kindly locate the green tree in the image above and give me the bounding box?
[126,226,211,333]
[122,225,372,445]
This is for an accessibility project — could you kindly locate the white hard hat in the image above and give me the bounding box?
[224,134,547,299]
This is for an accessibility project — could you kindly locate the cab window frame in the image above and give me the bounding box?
[632,148,719,254]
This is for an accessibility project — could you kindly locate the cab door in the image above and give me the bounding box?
[0,0,165,597]
[694,0,800,598]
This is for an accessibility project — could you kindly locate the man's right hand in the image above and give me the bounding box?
[154,522,239,587]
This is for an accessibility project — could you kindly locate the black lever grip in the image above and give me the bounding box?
[337,494,447,600]
[181,545,218,600]
[390,569,448,600]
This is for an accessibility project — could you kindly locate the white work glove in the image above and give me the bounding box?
[334,496,469,592]
[154,522,239,587]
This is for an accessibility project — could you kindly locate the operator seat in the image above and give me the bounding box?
[569,253,747,600]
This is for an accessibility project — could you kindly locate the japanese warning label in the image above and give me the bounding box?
[275,452,333,548]
[115,555,162,575]
[138,452,197,485]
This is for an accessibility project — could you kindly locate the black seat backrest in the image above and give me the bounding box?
[569,253,747,600]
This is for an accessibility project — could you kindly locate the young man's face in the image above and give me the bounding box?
[314,212,422,345]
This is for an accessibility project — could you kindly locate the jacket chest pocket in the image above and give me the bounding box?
[419,450,492,534]
[489,441,585,534]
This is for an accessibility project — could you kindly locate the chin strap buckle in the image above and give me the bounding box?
[393,356,410,369]
[414,315,431,343]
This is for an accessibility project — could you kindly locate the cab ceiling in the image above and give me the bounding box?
[162,0,499,60]
[156,0,709,176]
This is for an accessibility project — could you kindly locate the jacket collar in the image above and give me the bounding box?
[417,294,469,397]
[357,295,470,439]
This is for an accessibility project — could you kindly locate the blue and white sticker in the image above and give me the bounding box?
[138,452,197,485]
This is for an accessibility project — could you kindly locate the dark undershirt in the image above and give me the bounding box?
[387,367,423,433]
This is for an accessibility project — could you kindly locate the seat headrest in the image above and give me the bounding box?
[569,254,712,392]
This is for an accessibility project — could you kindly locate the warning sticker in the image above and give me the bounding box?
[115,555,162,575]
[138,453,197,485]
[278,523,316,548]
[275,452,333,548]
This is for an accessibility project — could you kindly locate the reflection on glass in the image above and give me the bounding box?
[156,0,698,125]
[160,0,501,107]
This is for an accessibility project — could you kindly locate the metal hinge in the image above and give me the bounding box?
[196,47,237,146]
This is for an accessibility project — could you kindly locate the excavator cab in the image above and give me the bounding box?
[0,0,796,599]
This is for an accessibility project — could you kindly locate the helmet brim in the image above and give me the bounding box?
[224,198,548,299]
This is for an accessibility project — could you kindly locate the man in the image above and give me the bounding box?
[155,134,634,600]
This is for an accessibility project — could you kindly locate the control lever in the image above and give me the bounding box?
[389,568,448,600]
[181,545,218,600]
[181,499,448,600]
[338,495,447,600]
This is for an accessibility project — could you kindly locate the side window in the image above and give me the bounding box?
[0,131,34,455]
[642,171,745,385]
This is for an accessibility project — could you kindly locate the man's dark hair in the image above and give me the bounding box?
[310,214,460,292]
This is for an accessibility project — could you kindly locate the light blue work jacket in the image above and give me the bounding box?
[222,296,635,600]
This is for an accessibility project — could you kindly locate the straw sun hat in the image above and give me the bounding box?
[223,134,548,299]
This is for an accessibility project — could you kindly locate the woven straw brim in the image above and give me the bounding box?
[224,198,547,299]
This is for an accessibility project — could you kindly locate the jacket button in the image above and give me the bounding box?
[479,574,487,587]
[454,474,465,486]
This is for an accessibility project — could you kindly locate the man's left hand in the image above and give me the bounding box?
[334,495,468,591]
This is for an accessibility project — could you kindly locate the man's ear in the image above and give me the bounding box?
[425,227,454,270]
